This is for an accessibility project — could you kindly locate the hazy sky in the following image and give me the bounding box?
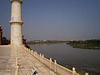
[0,0,100,41]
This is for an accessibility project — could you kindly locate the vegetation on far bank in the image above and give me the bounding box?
[27,41,66,44]
[66,39,100,50]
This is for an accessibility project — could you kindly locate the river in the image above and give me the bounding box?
[29,43,100,75]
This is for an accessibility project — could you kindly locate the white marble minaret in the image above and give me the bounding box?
[10,0,23,45]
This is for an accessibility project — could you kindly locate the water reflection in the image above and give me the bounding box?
[29,43,64,46]
[29,43,100,75]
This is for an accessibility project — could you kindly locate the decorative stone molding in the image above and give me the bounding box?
[10,0,23,4]
[9,21,23,25]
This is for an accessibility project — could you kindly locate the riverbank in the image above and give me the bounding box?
[29,43,100,75]
[66,39,100,50]
[27,44,85,75]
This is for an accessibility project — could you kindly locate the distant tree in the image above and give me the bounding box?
[2,37,10,45]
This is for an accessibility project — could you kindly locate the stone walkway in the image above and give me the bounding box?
[0,46,16,75]
[0,45,57,75]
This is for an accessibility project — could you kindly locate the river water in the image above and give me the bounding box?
[29,43,100,74]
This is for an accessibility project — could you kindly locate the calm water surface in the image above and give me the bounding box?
[29,43,100,74]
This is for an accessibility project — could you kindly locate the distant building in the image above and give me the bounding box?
[0,26,2,45]
[22,35,27,46]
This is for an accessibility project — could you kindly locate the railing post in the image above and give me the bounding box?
[42,54,44,63]
[31,50,33,55]
[15,65,19,75]
[85,73,89,75]
[16,55,18,66]
[29,49,31,53]
[27,48,29,51]
[16,45,18,66]
[72,67,76,75]
[35,52,37,58]
[50,58,52,69]
[34,52,35,57]
[54,60,57,72]
[15,45,19,75]
[40,53,41,61]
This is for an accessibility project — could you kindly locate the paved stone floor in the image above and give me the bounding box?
[0,45,57,75]
[0,45,16,75]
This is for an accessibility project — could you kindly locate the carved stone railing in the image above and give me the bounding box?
[21,45,89,75]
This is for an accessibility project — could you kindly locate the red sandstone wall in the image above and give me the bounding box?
[0,27,2,45]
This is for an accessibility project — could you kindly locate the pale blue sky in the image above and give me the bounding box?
[0,0,100,41]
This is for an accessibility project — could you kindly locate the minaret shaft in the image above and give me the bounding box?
[11,1,22,21]
[10,0,23,45]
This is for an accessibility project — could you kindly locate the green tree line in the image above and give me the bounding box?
[67,39,100,50]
